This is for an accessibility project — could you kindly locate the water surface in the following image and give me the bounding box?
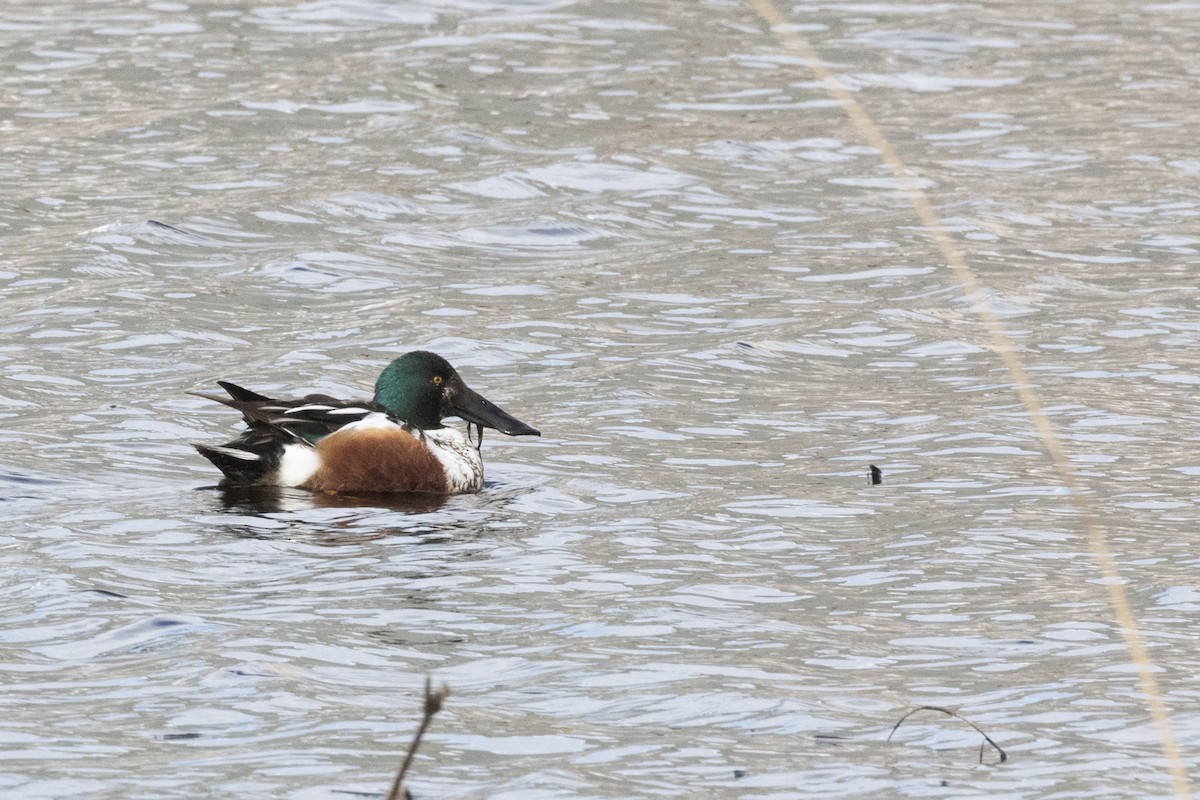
[2,1,1199,797]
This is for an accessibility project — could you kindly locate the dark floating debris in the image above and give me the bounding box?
[146,219,191,235]
[887,705,1007,764]
[385,676,450,800]
[83,588,128,599]
[733,769,747,779]
[143,219,214,243]
[869,464,882,485]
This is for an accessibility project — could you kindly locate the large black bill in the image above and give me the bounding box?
[453,386,540,437]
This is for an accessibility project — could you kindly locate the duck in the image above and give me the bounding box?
[192,350,539,494]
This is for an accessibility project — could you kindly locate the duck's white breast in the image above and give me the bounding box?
[425,427,484,493]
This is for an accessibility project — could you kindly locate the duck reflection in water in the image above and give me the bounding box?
[212,485,450,515]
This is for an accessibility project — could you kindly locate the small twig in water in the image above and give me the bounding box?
[385,676,450,800]
[887,705,1007,764]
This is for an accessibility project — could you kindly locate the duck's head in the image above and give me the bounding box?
[374,351,540,436]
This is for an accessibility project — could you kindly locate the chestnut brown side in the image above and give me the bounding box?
[305,427,449,494]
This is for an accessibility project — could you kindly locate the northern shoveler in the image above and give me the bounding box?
[192,350,540,495]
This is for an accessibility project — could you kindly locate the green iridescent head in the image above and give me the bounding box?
[374,351,540,436]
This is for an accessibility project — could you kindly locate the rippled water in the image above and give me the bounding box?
[3,1,1199,797]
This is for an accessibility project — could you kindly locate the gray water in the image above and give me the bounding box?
[2,1,1199,797]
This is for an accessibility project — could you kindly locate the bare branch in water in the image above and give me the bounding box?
[887,705,1007,764]
[385,676,451,800]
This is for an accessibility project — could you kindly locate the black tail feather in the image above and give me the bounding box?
[217,381,272,402]
[190,381,279,427]
[193,436,283,486]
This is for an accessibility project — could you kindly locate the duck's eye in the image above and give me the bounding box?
[432,375,443,386]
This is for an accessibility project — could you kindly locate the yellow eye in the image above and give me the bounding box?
[432,375,443,385]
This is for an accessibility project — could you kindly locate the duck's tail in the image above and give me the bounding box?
[193,433,285,486]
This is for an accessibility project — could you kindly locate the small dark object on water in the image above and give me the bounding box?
[146,219,191,234]
[869,464,882,485]
[733,769,747,779]
[84,588,128,599]
[887,705,1007,764]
